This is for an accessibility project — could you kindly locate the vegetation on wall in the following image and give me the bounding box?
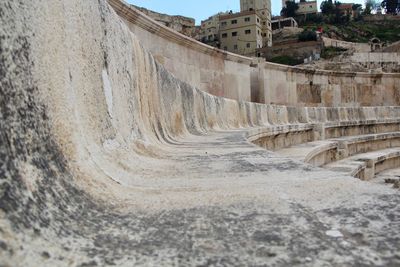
[268,55,304,66]
[280,0,400,44]
[321,46,347,59]
[302,20,400,43]
[298,30,318,42]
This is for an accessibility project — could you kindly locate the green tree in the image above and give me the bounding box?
[364,0,378,14]
[381,0,400,14]
[352,3,362,10]
[281,1,299,17]
[352,4,363,19]
[321,0,335,14]
[298,30,317,42]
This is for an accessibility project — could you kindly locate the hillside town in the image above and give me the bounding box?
[132,0,400,71]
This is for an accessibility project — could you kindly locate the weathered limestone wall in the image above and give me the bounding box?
[258,62,400,107]
[382,41,400,52]
[2,0,400,265]
[108,0,253,101]
[322,37,371,52]
[109,0,400,107]
[350,53,400,63]
[348,52,400,73]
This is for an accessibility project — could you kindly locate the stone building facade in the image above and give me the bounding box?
[297,0,318,15]
[199,12,228,47]
[282,0,318,16]
[219,0,272,57]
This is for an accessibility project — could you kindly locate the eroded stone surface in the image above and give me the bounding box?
[0,0,399,266]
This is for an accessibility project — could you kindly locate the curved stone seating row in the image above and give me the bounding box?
[250,117,400,152]
[321,119,400,139]
[335,131,400,158]
[325,148,400,180]
[246,124,315,151]
[273,140,338,167]
[272,129,400,180]
[274,130,400,165]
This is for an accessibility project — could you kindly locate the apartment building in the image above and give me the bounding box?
[199,12,228,47]
[241,0,271,12]
[219,11,264,56]
[297,0,318,15]
[219,0,272,57]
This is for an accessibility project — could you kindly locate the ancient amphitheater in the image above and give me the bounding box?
[1,0,400,266]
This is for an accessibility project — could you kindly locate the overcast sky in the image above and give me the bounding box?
[127,0,367,25]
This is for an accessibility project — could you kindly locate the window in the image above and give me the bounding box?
[234,44,238,50]
[245,17,250,22]
[221,21,227,26]
[222,33,227,38]
[208,35,213,40]
[232,32,238,37]
[246,43,251,48]
[257,18,260,23]
[245,29,251,34]
[231,19,237,24]
[258,30,260,35]
[208,29,211,33]
[263,21,266,25]
[223,46,227,50]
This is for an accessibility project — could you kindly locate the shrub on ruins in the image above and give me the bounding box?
[298,30,318,42]
[303,13,324,24]
[321,46,348,59]
[268,55,303,66]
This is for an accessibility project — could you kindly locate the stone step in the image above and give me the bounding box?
[325,148,400,180]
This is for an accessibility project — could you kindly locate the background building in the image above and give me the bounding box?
[219,11,264,56]
[219,0,272,57]
[282,0,318,16]
[199,12,228,47]
[297,0,318,15]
